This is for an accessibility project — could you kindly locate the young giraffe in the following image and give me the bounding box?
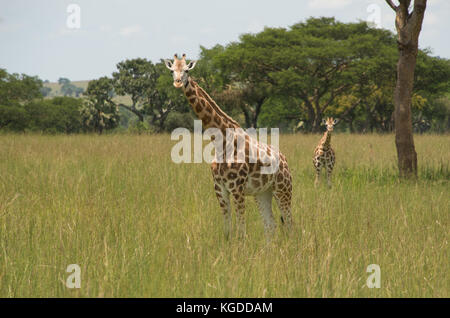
[165,54,293,239]
[313,117,338,188]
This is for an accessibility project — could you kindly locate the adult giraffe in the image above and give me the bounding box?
[165,54,293,239]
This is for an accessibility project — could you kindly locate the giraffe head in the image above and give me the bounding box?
[164,54,197,88]
[322,117,338,132]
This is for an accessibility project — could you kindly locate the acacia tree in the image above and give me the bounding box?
[144,62,187,131]
[0,70,43,104]
[81,77,119,134]
[0,69,43,131]
[112,58,157,122]
[212,18,398,131]
[386,0,427,177]
[112,59,187,131]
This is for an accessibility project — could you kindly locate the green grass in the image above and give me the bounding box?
[0,134,448,297]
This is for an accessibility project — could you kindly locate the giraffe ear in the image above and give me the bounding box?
[164,59,173,70]
[186,60,197,70]
[333,119,339,125]
[321,119,326,126]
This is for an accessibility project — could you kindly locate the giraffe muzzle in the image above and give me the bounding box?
[174,79,183,88]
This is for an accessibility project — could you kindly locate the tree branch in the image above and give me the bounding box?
[340,98,362,120]
[118,103,144,121]
[385,0,398,11]
[320,84,350,113]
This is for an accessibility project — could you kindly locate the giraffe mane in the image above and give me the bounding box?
[193,80,241,129]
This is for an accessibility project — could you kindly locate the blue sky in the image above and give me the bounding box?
[1,0,448,82]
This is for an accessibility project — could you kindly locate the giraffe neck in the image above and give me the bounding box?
[321,130,332,148]
[183,77,240,132]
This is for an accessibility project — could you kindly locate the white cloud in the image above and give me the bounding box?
[119,25,142,37]
[308,0,353,10]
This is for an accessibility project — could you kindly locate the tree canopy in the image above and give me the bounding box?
[0,17,449,134]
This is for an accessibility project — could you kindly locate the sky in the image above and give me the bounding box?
[1,0,449,82]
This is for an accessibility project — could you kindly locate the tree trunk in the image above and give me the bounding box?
[311,114,322,133]
[251,98,265,128]
[394,50,418,177]
[239,104,252,128]
[387,0,427,177]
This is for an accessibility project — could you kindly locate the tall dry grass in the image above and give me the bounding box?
[0,133,448,297]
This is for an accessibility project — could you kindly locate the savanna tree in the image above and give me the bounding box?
[210,18,398,131]
[81,77,119,134]
[385,0,427,177]
[112,58,158,122]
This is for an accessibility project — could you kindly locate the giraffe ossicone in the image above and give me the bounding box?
[165,54,293,239]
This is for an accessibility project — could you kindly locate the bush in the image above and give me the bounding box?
[127,120,155,134]
[0,97,83,133]
[25,97,83,133]
[164,112,195,132]
[0,104,29,131]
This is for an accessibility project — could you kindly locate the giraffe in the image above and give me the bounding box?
[165,54,293,239]
[313,117,338,188]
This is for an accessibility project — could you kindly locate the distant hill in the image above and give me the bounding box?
[43,80,89,97]
[43,80,132,104]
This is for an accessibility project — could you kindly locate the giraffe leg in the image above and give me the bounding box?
[314,160,321,188]
[326,163,333,189]
[254,191,276,238]
[231,190,246,239]
[274,189,293,231]
[213,182,232,239]
[274,170,293,231]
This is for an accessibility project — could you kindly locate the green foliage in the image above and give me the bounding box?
[58,77,70,85]
[0,68,43,105]
[25,97,83,133]
[164,111,195,132]
[111,58,189,131]
[40,86,52,97]
[208,17,401,131]
[258,96,301,132]
[113,58,157,120]
[0,97,83,133]
[0,104,29,131]
[126,120,155,134]
[1,17,449,134]
[81,77,119,134]
[196,17,450,133]
[0,70,85,133]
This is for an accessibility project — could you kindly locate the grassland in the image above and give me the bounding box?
[0,133,448,297]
